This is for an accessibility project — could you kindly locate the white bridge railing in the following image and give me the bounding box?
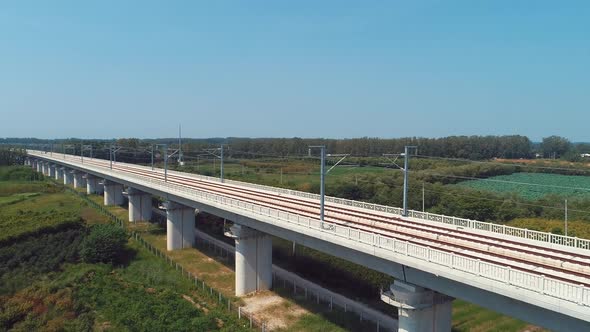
[34,153,589,309]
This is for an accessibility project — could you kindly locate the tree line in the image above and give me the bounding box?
[2,134,588,161]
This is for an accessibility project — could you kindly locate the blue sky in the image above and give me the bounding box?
[1,1,588,141]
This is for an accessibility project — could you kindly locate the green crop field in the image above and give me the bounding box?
[455,172,590,200]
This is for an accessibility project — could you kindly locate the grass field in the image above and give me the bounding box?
[452,300,536,332]
[175,160,392,190]
[0,191,84,243]
[455,172,590,200]
[0,181,52,196]
[0,171,252,331]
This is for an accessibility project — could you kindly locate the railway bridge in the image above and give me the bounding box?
[26,150,590,332]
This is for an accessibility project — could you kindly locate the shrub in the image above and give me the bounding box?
[80,224,127,264]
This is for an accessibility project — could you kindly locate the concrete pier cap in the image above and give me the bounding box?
[382,280,454,332]
[225,224,273,296]
[161,201,196,251]
[123,187,152,223]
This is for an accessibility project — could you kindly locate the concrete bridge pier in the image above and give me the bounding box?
[381,280,454,332]
[102,180,124,206]
[225,224,273,296]
[124,187,152,222]
[85,174,101,195]
[73,171,85,189]
[41,162,48,175]
[64,168,74,185]
[162,201,195,251]
[49,164,56,178]
[55,166,63,181]
[36,161,42,173]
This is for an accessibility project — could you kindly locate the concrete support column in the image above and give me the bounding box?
[381,280,454,332]
[226,224,273,296]
[85,174,100,195]
[63,168,74,185]
[73,171,84,189]
[49,164,56,178]
[124,187,152,222]
[41,162,48,175]
[55,166,63,181]
[102,180,124,206]
[162,201,195,251]
[36,161,42,173]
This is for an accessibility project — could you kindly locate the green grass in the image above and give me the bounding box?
[0,192,85,243]
[1,242,251,331]
[452,300,536,332]
[0,181,53,196]
[71,241,249,332]
[455,172,590,200]
[0,165,42,182]
[0,192,39,206]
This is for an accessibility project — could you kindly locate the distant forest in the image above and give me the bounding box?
[1,135,589,161]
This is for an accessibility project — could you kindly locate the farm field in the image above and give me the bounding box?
[455,172,590,200]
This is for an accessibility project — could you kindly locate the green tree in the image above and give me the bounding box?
[80,224,128,263]
[541,135,572,158]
